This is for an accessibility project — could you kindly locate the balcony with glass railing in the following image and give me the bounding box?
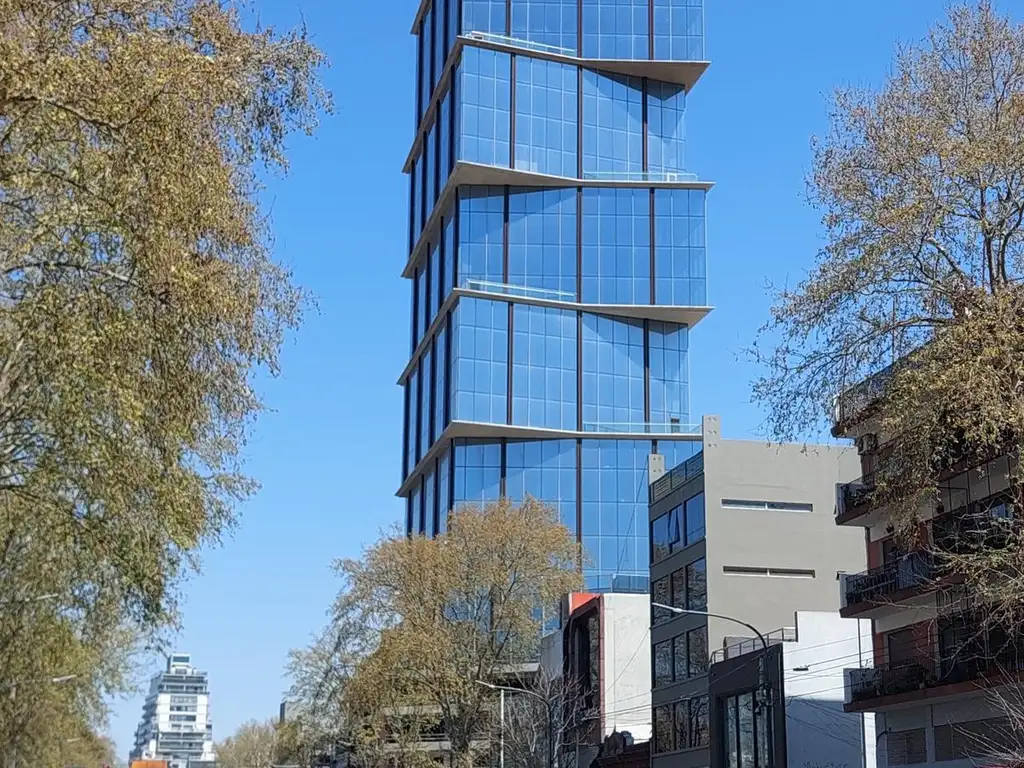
[583,421,702,436]
[460,279,574,302]
[464,31,575,57]
[581,170,700,183]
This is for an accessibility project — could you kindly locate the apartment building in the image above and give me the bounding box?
[835,370,1021,768]
[130,653,215,768]
[399,0,713,595]
[648,415,867,768]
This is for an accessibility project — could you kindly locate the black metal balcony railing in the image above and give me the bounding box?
[650,451,704,504]
[844,552,935,607]
[836,472,876,518]
[932,494,1016,553]
[849,631,1024,705]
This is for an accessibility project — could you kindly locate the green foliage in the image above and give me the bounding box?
[753,2,1024,623]
[0,0,328,756]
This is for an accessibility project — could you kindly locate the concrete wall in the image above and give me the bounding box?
[701,415,865,654]
[784,612,876,768]
[601,593,651,741]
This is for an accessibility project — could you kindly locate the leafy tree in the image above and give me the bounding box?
[0,0,327,755]
[753,1,1024,622]
[290,499,581,768]
[216,719,279,768]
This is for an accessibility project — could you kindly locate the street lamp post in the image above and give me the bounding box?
[476,680,555,768]
[652,603,774,768]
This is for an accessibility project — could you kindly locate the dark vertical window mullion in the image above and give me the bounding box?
[509,55,517,168]
[505,0,511,36]
[643,320,650,422]
[648,0,655,60]
[453,190,460,289]
[642,78,648,173]
[503,187,512,426]
[577,0,583,56]
[428,335,436,444]
[416,20,424,127]
[577,69,583,179]
[444,309,452,426]
[499,440,507,497]
[575,439,583,552]
[649,188,656,304]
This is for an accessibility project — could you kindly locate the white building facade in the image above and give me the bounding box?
[130,653,215,768]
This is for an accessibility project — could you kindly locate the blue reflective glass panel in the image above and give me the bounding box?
[417,263,429,346]
[435,0,447,77]
[514,58,577,178]
[457,186,505,285]
[508,188,576,296]
[410,482,422,535]
[649,321,689,425]
[421,8,434,122]
[426,120,438,216]
[582,71,643,175]
[581,188,650,304]
[581,314,644,426]
[654,188,706,306]
[506,440,577,531]
[444,206,456,298]
[451,298,509,424]
[440,89,453,186]
[581,440,654,592]
[411,157,423,238]
[458,48,511,167]
[437,448,451,532]
[435,322,449,433]
[658,440,700,474]
[424,464,437,538]
[647,82,686,174]
[653,0,704,62]
[453,439,502,506]
[510,0,578,52]
[428,241,440,327]
[462,0,505,35]
[582,0,648,60]
[511,305,577,430]
[421,346,433,450]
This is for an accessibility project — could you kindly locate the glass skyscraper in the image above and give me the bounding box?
[401,0,709,592]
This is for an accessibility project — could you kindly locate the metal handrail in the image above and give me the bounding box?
[583,421,701,435]
[464,31,575,56]
[836,472,876,517]
[843,552,935,607]
[460,278,574,301]
[581,170,700,183]
[650,451,705,503]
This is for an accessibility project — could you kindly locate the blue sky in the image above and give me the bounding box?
[108,0,970,757]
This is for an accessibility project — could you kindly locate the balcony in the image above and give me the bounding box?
[650,451,704,504]
[847,638,1024,711]
[461,279,574,302]
[459,32,709,91]
[464,30,574,57]
[835,472,876,523]
[840,553,935,616]
[581,170,700,183]
[582,421,701,436]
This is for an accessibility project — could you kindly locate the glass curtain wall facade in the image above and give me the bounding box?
[400,0,709,592]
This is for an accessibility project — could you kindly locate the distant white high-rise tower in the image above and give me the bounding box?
[129,653,215,768]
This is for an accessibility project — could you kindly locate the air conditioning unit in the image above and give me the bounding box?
[665,172,679,181]
[857,433,879,455]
